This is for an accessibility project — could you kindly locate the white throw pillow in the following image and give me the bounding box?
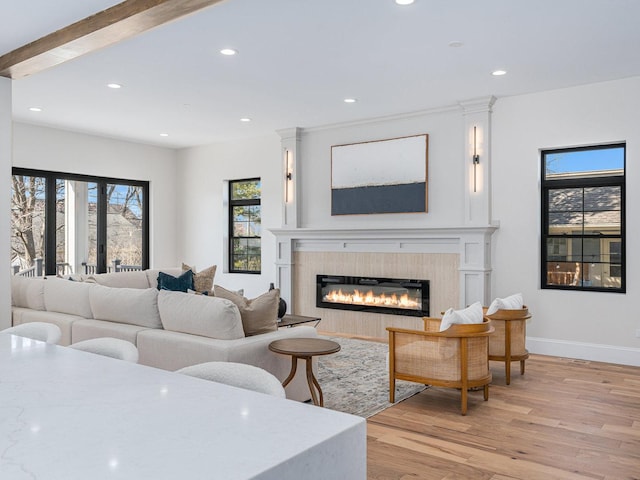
[11,276,46,310]
[486,293,524,315]
[89,285,162,328]
[44,278,94,318]
[439,302,484,332]
[158,290,245,340]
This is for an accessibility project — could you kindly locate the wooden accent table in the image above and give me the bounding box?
[269,338,340,407]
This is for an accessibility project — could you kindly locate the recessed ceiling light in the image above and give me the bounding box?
[344,98,357,103]
[220,48,238,56]
[29,107,42,112]
[107,83,122,89]
[240,117,252,122]
[395,0,415,5]
[448,41,464,48]
[159,133,169,137]
[492,70,507,76]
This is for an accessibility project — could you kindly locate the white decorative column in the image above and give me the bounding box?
[0,78,12,328]
[273,229,295,314]
[459,96,496,306]
[275,127,302,313]
[65,180,89,275]
[276,127,301,229]
[460,96,495,226]
[458,229,494,307]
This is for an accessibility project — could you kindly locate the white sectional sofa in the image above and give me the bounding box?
[10,269,317,401]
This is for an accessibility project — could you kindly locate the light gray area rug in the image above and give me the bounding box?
[316,336,426,418]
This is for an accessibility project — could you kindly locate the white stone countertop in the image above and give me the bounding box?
[0,333,366,479]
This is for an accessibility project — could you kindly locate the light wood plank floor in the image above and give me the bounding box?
[367,354,640,480]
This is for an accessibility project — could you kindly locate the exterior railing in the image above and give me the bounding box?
[82,259,142,274]
[82,262,98,275]
[12,258,140,276]
[12,258,43,277]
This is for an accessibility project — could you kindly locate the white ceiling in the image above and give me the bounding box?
[4,0,640,149]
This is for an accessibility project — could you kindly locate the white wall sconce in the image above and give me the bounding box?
[472,126,480,192]
[285,149,293,203]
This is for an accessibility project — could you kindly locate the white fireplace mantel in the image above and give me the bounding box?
[269,225,498,313]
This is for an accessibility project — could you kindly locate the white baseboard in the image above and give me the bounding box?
[527,337,640,367]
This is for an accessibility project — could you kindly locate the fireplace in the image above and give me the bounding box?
[316,275,429,317]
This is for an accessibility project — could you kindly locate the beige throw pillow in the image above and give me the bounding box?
[182,263,217,294]
[214,285,279,336]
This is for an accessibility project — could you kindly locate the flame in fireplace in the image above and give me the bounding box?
[323,288,420,310]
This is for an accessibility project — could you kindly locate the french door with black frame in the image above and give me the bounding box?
[11,168,149,276]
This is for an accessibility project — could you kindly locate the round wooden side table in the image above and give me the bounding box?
[268,338,340,407]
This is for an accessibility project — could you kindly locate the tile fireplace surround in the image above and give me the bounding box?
[270,226,498,339]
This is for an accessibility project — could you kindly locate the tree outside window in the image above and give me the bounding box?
[11,169,148,276]
[11,175,46,272]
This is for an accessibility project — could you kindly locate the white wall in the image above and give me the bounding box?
[176,134,282,298]
[0,79,12,329]
[300,109,464,228]
[12,123,179,268]
[492,76,640,362]
[174,110,465,299]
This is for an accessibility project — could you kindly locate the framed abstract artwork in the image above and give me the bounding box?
[331,134,428,215]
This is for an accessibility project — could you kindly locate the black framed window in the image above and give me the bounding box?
[541,144,625,292]
[11,168,149,276]
[229,178,261,273]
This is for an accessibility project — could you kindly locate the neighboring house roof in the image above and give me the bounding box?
[548,186,621,232]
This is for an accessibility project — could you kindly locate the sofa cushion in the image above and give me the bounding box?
[158,290,244,340]
[89,285,162,328]
[157,270,194,292]
[11,308,81,346]
[60,274,90,282]
[137,329,230,370]
[71,319,150,345]
[214,285,279,336]
[87,270,151,289]
[11,276,46,310]
[182,263,216,294]
[136,326,318,401]
[44,278,94,319]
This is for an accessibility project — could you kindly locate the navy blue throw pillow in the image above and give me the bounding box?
[157,270,194,292]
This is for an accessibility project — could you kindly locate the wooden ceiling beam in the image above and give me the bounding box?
[0,0,226,79]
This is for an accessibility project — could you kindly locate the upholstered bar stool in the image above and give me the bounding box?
[70,337,139,362]
[3,322,62,344]
[176,361,286,398]
[484,306,531,385]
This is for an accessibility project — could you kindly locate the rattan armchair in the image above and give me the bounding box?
[387,317,494,415]
[484,306,531,385]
